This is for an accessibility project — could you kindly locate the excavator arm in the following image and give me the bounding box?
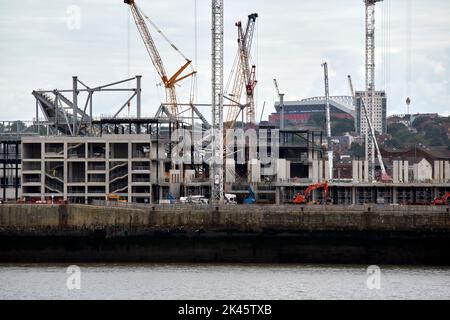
[293,182,329,204]
[432,192,450,206]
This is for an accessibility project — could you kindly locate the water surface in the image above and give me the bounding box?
[0,264,449,300]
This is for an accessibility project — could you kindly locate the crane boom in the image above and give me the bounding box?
[360,96,389,180]
[225,14,258,128]
[273,79,285,129]
[347,75,355,97]
[125,0,196,117]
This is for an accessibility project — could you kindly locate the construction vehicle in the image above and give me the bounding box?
[107,194,127,203]
[244,187,256,204]
[292,182,329,205]
[167,193,176,205]
[432,193,450,206]
[225,193,237,205]
[180,195,209,205]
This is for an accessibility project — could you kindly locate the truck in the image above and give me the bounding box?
[180,195,209,205]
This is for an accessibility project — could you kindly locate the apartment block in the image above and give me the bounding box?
[355,91,387,135]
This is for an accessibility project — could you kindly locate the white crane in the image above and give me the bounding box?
[226,14,258,129]
[364,0,383,181]
[347,75,355,98]
[322,62,333,181]
[273,79,285,129]
[359,96,391,182]
[211,0,224,203]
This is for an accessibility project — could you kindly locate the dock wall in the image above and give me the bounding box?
[0,204,449,265]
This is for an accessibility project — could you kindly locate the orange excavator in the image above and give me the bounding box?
[432,193,450,206]
[293,182,329,205]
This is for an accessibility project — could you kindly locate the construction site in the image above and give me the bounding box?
[0,0,449,208]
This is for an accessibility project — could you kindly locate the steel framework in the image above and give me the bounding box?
[322,62,333,181]
[226,13,258,127]
[32,76,142,136]
[365,0,382,181]
[211,0,224,203]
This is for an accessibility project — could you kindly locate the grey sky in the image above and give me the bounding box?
[0,0,449,122]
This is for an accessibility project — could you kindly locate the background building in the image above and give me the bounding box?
[269,96,355,127]
[355,91,387,135]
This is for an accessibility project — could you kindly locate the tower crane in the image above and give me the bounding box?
[225,13,258,129]
[125,0,196,118]
[359,95,391,182]
[273,79,285,129]
[364,0,383,181]
[211,0,224,203]
[322,62,333,181]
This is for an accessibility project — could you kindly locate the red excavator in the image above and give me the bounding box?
[293,182,329,205]
[432,193,450,206]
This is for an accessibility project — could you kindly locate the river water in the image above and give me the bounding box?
[0,264,449,300]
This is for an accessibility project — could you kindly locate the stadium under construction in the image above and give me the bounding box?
[0,0,449,207]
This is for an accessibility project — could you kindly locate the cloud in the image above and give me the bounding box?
[0,0,449,122]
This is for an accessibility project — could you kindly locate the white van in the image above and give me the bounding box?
[224,194,237,205]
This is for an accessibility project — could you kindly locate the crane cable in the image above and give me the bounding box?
[406,0,412,114]
[127,5,131,115]
[135,3,197,104]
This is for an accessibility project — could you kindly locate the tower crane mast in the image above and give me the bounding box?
[322,62,333,181]
[364,0,383,181]
[211,0,224,203]
[125,0,196,117]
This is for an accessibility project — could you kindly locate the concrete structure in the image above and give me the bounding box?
[0,139,21,202]
[352,160,370,183]
[413,159,433,183]
[355,90,387,135]
[434,160,450,183]
[21,135,153,204]
[392,160,409,184]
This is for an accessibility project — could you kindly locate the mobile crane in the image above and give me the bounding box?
[125,0,196,117]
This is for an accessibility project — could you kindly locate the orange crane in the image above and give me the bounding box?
[432,193,450,206]
[293,182,330,205]
[125,0,196,117]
